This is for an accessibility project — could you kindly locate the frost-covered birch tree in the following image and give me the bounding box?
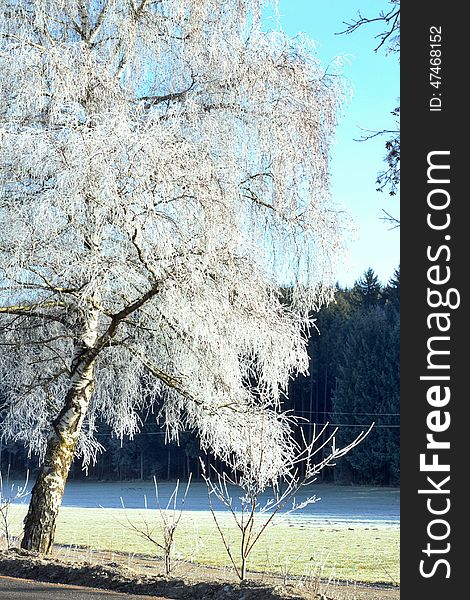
[0,0,349,553]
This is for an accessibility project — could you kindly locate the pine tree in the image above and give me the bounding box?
[352,268,382,308]
[332,307,399,485]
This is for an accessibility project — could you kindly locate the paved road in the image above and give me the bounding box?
[0,575,167,599]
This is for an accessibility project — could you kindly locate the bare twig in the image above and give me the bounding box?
[118,475,192,575]
[201,419,373,580]
[0,470,30,548]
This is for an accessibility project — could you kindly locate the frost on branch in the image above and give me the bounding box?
[0,1,350,476]
[201,421,373,580]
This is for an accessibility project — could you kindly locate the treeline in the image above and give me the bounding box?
[287,266,400,486]
[0,267,399,486]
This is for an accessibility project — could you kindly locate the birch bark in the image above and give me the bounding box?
[21,306,99,553]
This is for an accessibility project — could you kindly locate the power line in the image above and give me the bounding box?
[324,423,399,428]
[294,410,400,417]
[298,423,399,429]
[93,423,400,436]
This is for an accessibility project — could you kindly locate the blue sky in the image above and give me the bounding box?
[271,0,400,288]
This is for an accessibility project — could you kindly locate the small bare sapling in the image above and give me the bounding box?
[120,475,192,575]
[202,421,372,580]
[0,470,30,548]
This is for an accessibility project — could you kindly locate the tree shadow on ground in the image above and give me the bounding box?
[0,549,306,600]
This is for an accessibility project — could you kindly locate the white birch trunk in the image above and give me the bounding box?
[21,307,99,553]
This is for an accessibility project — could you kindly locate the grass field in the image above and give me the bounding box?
[8,505,399,584]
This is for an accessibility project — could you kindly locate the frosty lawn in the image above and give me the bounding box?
[10,505,399,584]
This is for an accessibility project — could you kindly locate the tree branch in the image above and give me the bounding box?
[138,78,196,109]
[0,303,68,325]
[124,343,203,407]
[336,5,400,53]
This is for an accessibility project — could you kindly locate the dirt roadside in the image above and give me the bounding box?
[0,548,399,600]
